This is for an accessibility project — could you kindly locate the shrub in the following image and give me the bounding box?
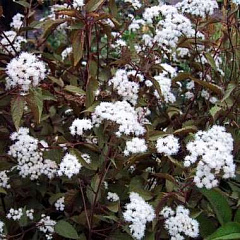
[0,0,239,239]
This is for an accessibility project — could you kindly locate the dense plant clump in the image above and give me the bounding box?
[0,0,239,239]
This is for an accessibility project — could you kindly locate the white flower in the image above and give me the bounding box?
[153,64,177,103]
[0,171,10,189]
[107,192,119,202]
[124,138,148,156]
[10,13,24,30]
[109,69,140,105]
[129,19,146,32]
[210,96,218,104]
[161,206,199,240]
[69,119,93,136]
[186,81,195,90]
[0,31,26,55]
[73,0,85,8]
[81,153,91,164]
[103,181,108,189]
[156,135,180,156]
[92,101,146,137]
[8,128,44,180]
[38,215,56,240]
[124,0,142,9]
[55,197,65,211]
[201,90,210,100]
[7,208,23,221]
[232,0,240,4]
[26,209,34,220]
[0,221,4,236]
[123,192,155,240]
[185,91,194,100]
[150,5,195,50]
[58,153,82,178]
[41,159,58,179]
[6,52,47,92]
[184,125,236,189]
[143,6,162,24]
[176,0,218,18]
[61,47,72,60]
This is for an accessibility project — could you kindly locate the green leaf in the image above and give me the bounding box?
[0,187,7,194]
[190,77,223,95]
[205,222,240,240]
[72,30,84,66]
[86,0,104,12]
[48,76,64,87]
[200,189,232,225]
[65,85,86,95]
[210,105,222,120]
[172,72,191,83]
[81,101,100,113]
[86,77,98,108]
[205,52,217,71]
[26,89,43,124]
[11,95,25,130]
[197,212,216,238]
[49,193,65,205]
[222,83,236,102]
[174,126,198,136]
[15,0,30,8]
[42,19,65,38]
[42,90,57,101]
[55,220,79,239]
[106,202,119,213]
[234,208,240,223]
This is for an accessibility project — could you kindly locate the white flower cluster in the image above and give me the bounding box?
[70,119,93,136]
[129,18,145,32]
[7,208,23,221]
[161,206,199,240]
[7,208,34,221]
[73,0,85,8]
[40,4,68,32]
[107,192,119,202]
[155,5,195,49]
[55,197,65,211]
[123,192,155,240]
[143,6,161,24]
[41,159,58,179]
[232,0,240,4]
[38,215,56,240]
[136,106,151,125]
[92,101,146,137]
[0,171,10,189]
[58,153,82,178]
[81,153,91,164]
[8,128,57,180]
[184,125,236,189]
[9,128,43,180]
[153,64,177,103]
[124,138,148,156]
[10,13,24,30]
[124,0,142,9]
[156,135,180,156]
[109,69,140,105]
[6,52,47,92]
[176,0,218,18]
[142,5,195,50]
[26,209,34,220]
[61,47,72,60]
[0,221,4,236]
[0,31,26,55]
